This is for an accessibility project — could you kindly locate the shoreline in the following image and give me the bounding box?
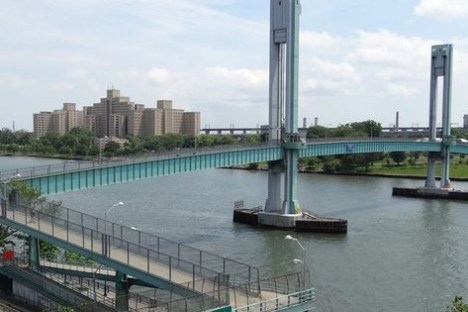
[227,166,468,182]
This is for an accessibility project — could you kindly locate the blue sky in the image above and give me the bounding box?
[1,0,468,131]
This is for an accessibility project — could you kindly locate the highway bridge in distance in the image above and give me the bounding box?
[200,126,463,138]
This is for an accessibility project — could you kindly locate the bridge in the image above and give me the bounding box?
[0,138,466,196]
[1,137,467,310]
[0,0,465,311]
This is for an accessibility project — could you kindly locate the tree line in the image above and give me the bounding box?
[0,127,263,158]
[1,120,468,172]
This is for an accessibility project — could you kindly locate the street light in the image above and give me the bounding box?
[285,234,307,288]
[102,201,123,297]
[103,201,124,256]
[285,234,305,251]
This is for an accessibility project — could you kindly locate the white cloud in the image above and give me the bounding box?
[66,69,88,79]
[415,0,468,18]
[206,67,267,89]
[301,58,358,93]
[0,74,27,89]
[386,83,419,96]
[301,31,341,49]
[147,68,171,84]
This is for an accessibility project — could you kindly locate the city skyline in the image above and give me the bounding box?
[1,0,468,131]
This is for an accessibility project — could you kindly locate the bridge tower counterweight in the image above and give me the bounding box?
[425,44,453,189]
[262,0,303,227]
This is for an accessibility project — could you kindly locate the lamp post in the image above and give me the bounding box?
[103,201,124,256]
[102,201,123,297]
[285,234,307,288]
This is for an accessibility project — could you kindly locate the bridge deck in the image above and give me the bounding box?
[1,203,314,310]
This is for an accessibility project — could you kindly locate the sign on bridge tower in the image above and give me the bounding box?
[425,44,453,189]
[262,0,303,227]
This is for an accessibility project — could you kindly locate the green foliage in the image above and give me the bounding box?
[61,128,95,156]
[306,126,328,138]
[332,124,363,137]
[305,157,321,170]
[40,241,60,261]
[447,296,468,312]
[64,251,95,266]
[10,180,41,204]
[40,199,63,216]
[350,120,382,137]
[104,141,121,155]
[247,163,259,170]
[390,151,407,166]
[0,225,17,250]
[452,128,468,140]
[322,157,341,173]
[0,128,15,144]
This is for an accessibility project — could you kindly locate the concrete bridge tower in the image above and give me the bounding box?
[261,0,304,227]
[425,44,453,189]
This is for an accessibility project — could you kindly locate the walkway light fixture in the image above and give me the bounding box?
[285,234,305,251]
[103,201,124,256]
[285,234,307,288]
[102,201,124,297]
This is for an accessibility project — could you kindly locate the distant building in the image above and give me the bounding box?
[34,89,201,139]
[464,115,468,129]
[33,103,83,139]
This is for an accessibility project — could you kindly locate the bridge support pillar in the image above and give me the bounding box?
[263,0,302,228]
[115,271,129,312]
[425,44,453,190]
[28,236,40,269]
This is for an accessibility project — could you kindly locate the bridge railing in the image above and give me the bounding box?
[2,196,260,288]
[145,270,315,311]
[37,255,234,311]
[0,142,277,182]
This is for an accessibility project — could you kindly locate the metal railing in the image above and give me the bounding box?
[1,196,259,289]
[144,270,315,312]
[0,142,278,182]
[2,245,314,312]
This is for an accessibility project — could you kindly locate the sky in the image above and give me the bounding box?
[1,0,468,131]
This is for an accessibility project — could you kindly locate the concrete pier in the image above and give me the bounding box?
[233,208,347,234]
[392,187,468,200]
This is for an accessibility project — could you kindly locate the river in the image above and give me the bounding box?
[2,156,468,311]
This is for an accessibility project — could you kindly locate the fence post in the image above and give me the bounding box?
[169,257,172,281]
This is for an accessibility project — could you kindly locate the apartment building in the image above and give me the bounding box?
[33,89,200,139]
[33,103,83,139]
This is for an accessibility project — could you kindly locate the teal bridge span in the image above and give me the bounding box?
[2,138,467,196]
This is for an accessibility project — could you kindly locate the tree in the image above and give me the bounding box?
[104,141,121,155]
[332,125,363,138]
[14,130,31,145]
[446,296,468,312]
[0,128,15,144]
[350,120,382,138]
[306,126,328,138]
[322,157,341,173]
[62,127,95,156]
[390,151,407,166]
[143,136,162,152]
